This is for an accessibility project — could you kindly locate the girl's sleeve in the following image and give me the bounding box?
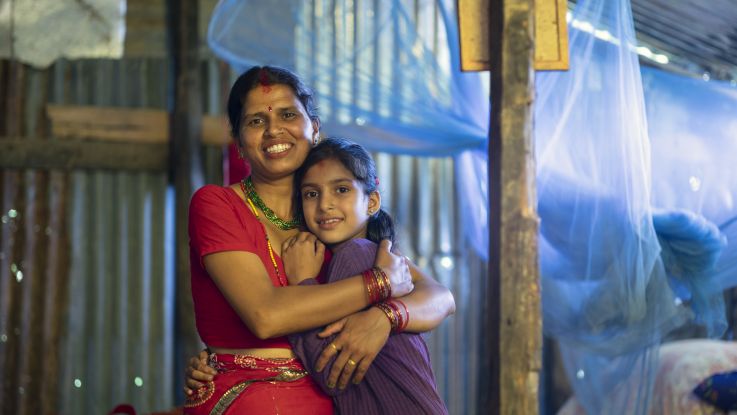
[287,239,378,396]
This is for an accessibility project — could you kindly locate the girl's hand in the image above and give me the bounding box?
[183,350,217,395]
[282,232,326,285]
[373,240,413,297]
[314,307,391,389]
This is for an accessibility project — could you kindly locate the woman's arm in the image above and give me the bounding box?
[400,260,456,332]
[204,239,412,339]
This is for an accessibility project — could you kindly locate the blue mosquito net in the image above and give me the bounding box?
[536,0,734,413]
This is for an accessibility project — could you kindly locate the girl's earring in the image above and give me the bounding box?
[238,150,244,160]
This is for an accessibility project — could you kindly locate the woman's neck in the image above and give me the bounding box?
[249,174,296,219]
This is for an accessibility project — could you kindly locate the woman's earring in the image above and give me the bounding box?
[237,150,244,160]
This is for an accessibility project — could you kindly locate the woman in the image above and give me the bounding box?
[184,66,455,414]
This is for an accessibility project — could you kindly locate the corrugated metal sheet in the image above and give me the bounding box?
[61,169,174,414]
[375,153,486,415]
[0,57,224,414]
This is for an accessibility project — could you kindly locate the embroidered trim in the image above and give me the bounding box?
[184,381,215,408]
[233,355,258,369]
[210,381,251,415]
[208,368,309,415]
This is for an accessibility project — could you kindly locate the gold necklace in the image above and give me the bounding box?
[240,180,287,287]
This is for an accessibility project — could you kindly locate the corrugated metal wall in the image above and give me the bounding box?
[0,58,224,414]
[1,62,74,415]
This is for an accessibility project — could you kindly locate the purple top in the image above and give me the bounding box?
[288,239,448,415]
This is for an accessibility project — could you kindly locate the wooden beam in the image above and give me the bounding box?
[485,0,542,414]
[47,104,229,146]
[47,104,169,143]
[0,137,168,171]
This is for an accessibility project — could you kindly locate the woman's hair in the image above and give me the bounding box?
[226,66,319,142]
[295,137,396,244]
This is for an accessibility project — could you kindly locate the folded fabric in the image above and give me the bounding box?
[693,370,737,411]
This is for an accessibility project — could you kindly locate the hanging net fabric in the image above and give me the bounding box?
[537,0,733,413]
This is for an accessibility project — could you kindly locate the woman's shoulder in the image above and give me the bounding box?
[193,184,235,199]
[191,184,239,209]
[189,184,258,246]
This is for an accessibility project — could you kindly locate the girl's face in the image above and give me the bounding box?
[299,158,380,247]
[239,84,319,180]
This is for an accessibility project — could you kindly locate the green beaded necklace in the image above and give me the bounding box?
[242,176,300,230]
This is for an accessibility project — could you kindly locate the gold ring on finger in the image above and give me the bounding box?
[347,359,357,366]
[329,343,339,351]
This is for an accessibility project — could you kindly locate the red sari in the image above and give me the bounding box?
[183,354,333,415]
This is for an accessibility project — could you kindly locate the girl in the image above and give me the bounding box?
[282,137,449,414]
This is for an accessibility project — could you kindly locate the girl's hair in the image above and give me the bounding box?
[295,137,396,244]
[226,66,319,143]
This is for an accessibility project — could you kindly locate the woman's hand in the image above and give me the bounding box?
[183,350,217,395]
[314,307,391,389]
[282,232,326,285]
[373,240,413,297]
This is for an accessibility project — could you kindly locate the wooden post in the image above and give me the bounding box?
[0,60,26,415]
[485,0,541,413]
[167,0,205,402]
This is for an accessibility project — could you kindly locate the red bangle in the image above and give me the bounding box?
[375,302,399,331]
[390,299,409,332]
[362,268,381,304]
[386,301,402,331]
[372,267,391,300]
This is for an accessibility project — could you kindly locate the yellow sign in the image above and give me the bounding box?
[458,0,569,71]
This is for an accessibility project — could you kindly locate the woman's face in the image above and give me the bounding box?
[239,84,319,180]
[299,158,380,247]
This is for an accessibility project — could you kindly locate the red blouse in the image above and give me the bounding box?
[188,184,292,349]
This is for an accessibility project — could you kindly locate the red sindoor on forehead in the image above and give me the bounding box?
[258,68,272,93]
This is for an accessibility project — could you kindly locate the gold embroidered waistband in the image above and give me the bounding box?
[209,367,309,415]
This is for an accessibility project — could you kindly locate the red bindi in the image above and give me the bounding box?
[268,105,272,112]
